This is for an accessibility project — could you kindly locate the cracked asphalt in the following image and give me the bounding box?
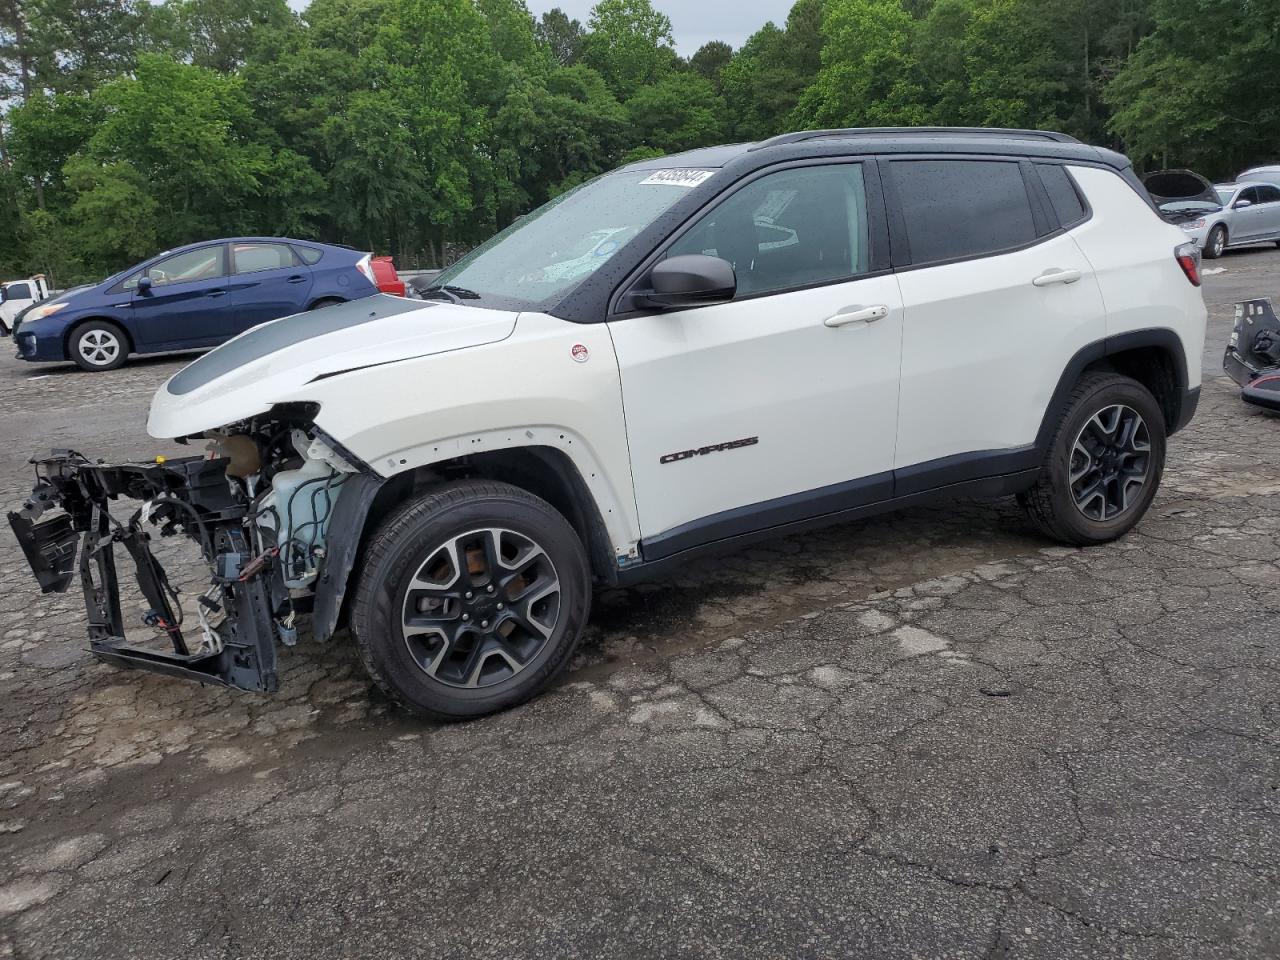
[2,250,1278,959]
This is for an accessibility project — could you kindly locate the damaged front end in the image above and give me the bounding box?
[8,407,376,693]
[1224,298,1280,412]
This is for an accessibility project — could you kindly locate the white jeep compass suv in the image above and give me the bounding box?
[10,128,1207,720]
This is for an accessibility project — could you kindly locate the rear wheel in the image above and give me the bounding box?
[1018,372,1166,545]
[350,480,591,720]
[1205,224,1227,259]
[70,321,128,372]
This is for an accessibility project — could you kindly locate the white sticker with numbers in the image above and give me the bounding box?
[639,169,715,188]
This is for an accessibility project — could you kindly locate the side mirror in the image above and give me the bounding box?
[644,254,736,309]
[1234,199,1253,209]
[136,276,153,293]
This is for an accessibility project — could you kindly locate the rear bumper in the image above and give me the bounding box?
[8,453,288,692]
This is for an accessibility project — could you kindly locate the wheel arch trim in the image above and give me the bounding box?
[311,432,636,641]
[1037,328,1191,448]
[367,425,639,556]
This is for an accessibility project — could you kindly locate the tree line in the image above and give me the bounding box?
[1,0,1276,285]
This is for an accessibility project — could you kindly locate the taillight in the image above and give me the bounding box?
[355,253,375,285]
[1175,242,1201,286]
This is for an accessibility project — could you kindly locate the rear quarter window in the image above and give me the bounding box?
[891,159,1037,264]
[293,246,323,265]
[1036,164,1088,227]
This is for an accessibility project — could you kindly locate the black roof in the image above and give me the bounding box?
[624,127,1129,174]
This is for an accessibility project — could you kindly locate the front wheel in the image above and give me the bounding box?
[1204,224,1227,259]
[70,321,128,372]
[350,480,591,720]
[1018,372,1166,545]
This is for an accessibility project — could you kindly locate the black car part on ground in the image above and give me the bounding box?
[1224,298,1280,412]
[7,452,289,692]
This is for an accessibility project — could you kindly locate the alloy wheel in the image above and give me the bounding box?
[1069,404,1152,521]
[400,527,561,689]
[79,329,121,367]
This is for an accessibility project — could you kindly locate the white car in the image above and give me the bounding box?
[12,127,1207,720]
[0,274,49,334]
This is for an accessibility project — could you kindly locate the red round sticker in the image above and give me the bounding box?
[571,344,589,363]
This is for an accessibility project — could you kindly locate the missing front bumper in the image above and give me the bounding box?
[8,452,286,693]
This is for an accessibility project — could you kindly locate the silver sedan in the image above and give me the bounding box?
[1175,182,1280,258]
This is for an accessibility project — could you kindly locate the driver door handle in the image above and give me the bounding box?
[824,304,889,328]
[1032,268,1082,287]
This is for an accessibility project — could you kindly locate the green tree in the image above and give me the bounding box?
[61,156,158,276]
[1107,0,1276,176]
[88,55,272,240]
[6,90,102,209]
[477,0,540,65]
[689,40,732,90]
[794,0,927,128]
[582,0,676,98]
[25,0,146,95]
[626,72,727,154]
[720,0,825,139]
[149,0,297,74]
[535,7,584,65]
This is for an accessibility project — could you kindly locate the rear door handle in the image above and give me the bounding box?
[205,289,227,298]
[824,304,889,328]
[1032,268,1082,287]
[287,275,307,283]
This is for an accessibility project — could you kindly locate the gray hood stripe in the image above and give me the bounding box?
[167,295,432,396]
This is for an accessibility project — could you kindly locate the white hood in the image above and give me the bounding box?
[148,296,518,438]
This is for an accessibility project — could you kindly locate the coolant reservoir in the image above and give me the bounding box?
[256,431,345,589]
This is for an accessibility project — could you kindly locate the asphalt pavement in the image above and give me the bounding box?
[1,247,1278,959]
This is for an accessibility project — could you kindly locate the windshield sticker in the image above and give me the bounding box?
[594,240,619,257]
[640,169,715,188]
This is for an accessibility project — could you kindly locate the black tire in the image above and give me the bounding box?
[69,320,128,372]
[1204,224,1227,259]
[1017,372,1166,546]
[309,297,343,310]
[350,480,591,721]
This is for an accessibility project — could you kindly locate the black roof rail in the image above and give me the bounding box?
[749,127,1081,151]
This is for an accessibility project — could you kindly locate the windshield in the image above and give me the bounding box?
[431,168,715,309]
[1214,187,1238,204]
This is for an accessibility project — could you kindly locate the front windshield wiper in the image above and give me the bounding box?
[422,284,482,303]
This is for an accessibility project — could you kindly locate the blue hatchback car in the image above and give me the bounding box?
[13,237,384,371]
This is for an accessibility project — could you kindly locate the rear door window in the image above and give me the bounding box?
[1036,164,1088,227]
[890,159,1037,264]
[233,242,299,274]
